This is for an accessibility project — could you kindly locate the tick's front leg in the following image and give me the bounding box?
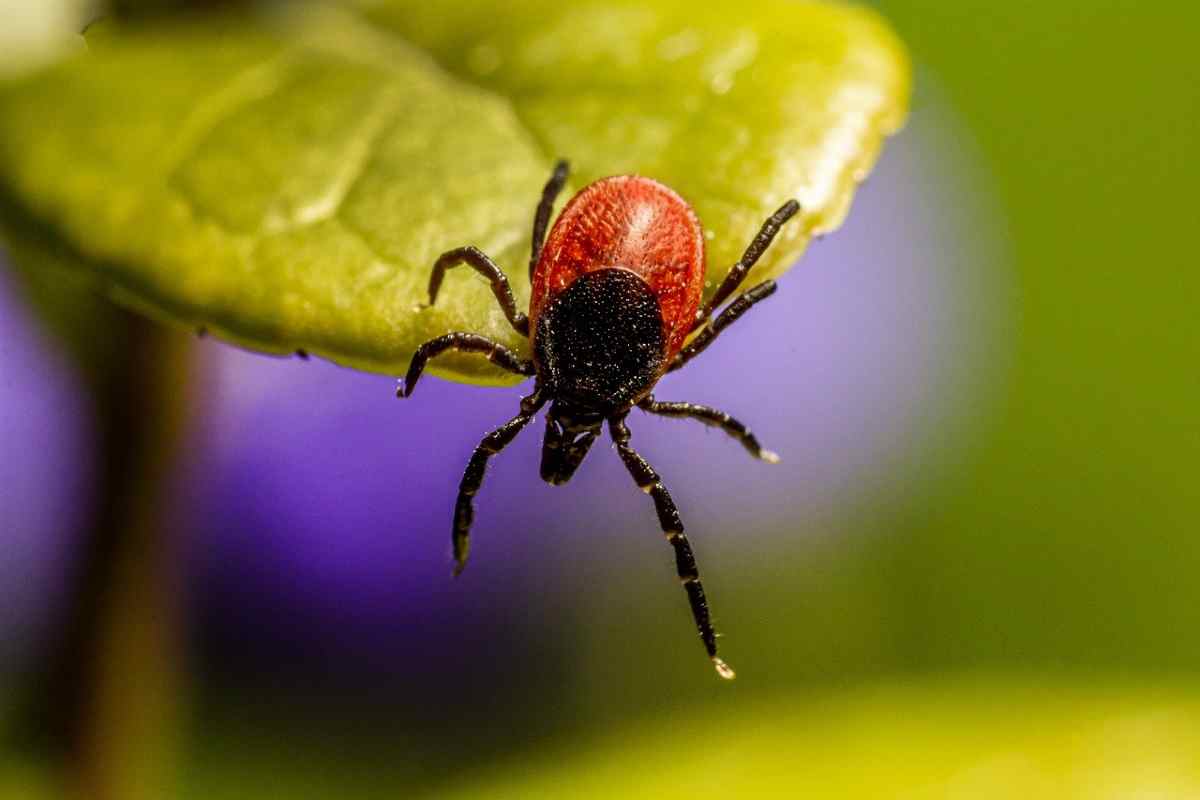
[693,199,800,331]
[529,160,570,281]
[398,333,533,398]
[428,247,529,336]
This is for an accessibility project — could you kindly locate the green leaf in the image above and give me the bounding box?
[436,683,1200,799]
[0,1,909,383]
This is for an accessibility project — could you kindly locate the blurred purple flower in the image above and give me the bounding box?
[0,266,92,671]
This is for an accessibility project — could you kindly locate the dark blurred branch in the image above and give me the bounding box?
[13,306,193,800]
[1,200,192,798]
[73,316,190,800]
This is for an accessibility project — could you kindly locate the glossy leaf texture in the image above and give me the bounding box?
[0,1,909,382]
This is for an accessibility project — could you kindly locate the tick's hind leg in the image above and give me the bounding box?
[452,389,545,575]
[694,199,800,330]
[398,333,533,398]
[637,397,778,463]
[609,415,735,680]
[529,160,570,281]
[428,247,529,336]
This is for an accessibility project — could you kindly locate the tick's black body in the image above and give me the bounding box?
[400,161,800,679]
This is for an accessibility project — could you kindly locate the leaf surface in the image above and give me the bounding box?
[0,1,909,382]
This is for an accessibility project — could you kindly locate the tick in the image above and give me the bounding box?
[399,160,800,679]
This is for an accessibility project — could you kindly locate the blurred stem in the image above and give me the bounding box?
[2,175,193,797]
[29,308,192,800]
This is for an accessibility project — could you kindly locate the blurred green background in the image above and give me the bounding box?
[2,1,1199,798]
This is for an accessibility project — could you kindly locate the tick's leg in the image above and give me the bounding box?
[609,415,735,680]
[694,199,799,330]
[670,280,777,372]
[429,247,529,336]
[529,160,570,281]
[453,390,545,576]
[637,397,778,463]
[398,333,533,398]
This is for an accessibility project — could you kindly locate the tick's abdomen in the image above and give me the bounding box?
[529,175,705,361]
[533,268,666,413]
